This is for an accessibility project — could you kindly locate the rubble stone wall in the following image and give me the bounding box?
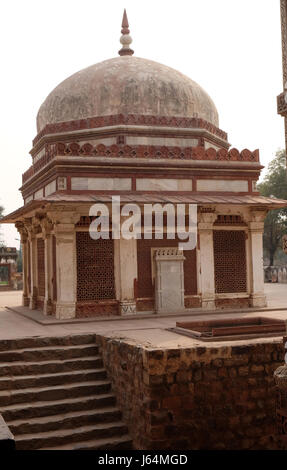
[96,335,285,450]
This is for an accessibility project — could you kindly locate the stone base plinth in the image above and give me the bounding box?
[55,302,76,319]
[29,296,37,310]
[43,298,53,316]
[202,297,215,310]
[119,300,137,315]
[22,295,29,307]
[249,294,267,308]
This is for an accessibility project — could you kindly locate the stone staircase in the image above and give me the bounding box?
[0,334,132,450]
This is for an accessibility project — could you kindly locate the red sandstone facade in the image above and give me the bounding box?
[3,11,287,319]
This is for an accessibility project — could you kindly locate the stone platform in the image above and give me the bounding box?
[0,287,287,449]
[0,285,287,343]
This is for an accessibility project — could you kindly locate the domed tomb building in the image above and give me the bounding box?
[3,11,287,319]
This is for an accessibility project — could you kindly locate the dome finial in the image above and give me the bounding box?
[119,9,134,56]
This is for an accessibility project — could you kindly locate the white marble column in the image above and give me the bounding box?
[198,211,217,310]
[21,235,29,307]
[16,223,29,307]
[248,220,267,308]
[28,228,38,310]
[41,219,54,315]
[114,237,137,315]
[54,223,77,319]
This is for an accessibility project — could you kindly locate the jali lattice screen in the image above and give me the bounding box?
[37,238,45,297]
[213,230,247,293]
[76,232,115,301]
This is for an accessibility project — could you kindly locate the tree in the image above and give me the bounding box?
[257,150,287,266]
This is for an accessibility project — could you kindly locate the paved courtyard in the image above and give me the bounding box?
[263,283,287,308]
[0,284,285,347]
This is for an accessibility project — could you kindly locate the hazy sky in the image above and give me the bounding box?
[0,0,285,247]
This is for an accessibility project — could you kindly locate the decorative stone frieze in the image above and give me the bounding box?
[33,114,228,148]
[119,300,137,315]
[22,143,260,184]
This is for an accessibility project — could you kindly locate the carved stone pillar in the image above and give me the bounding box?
[27,227,38,310]
[16,222,29,307]
[114,237,137,315]
[54,223,77,319]
[49,211,80,320]
[41,219,53,316]
[247,209,267,308]
[154,248,185,314]
[21,234,29,307]
[198,210,217,310]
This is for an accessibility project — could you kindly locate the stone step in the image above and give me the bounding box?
[0,356,103,377]
[0,333,132,450]
[0,334,96,352]
[0,380,111,407]
[9,406,122,435]
[41,434,133,450]
[0,368,107,391]
[0,344,98,362]
[15,421,129,450]
[2,393,117,421]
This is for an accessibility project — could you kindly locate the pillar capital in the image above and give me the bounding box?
[47,210,81,226]
[40,218,54,238]
[198,222,214,232]
[25,218,41,240]
[54,225,76,239]
[198,209,217,228]
[26,226,37,241]
[247,207,268,223]
[248,220,265,233]
[15,222,28,243]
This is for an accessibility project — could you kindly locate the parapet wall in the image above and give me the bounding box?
[96,335,285,450]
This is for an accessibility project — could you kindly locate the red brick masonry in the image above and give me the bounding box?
[96,336,285,450]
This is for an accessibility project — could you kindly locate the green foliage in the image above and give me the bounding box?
[257,150,287,265]
[258,150,287,201]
